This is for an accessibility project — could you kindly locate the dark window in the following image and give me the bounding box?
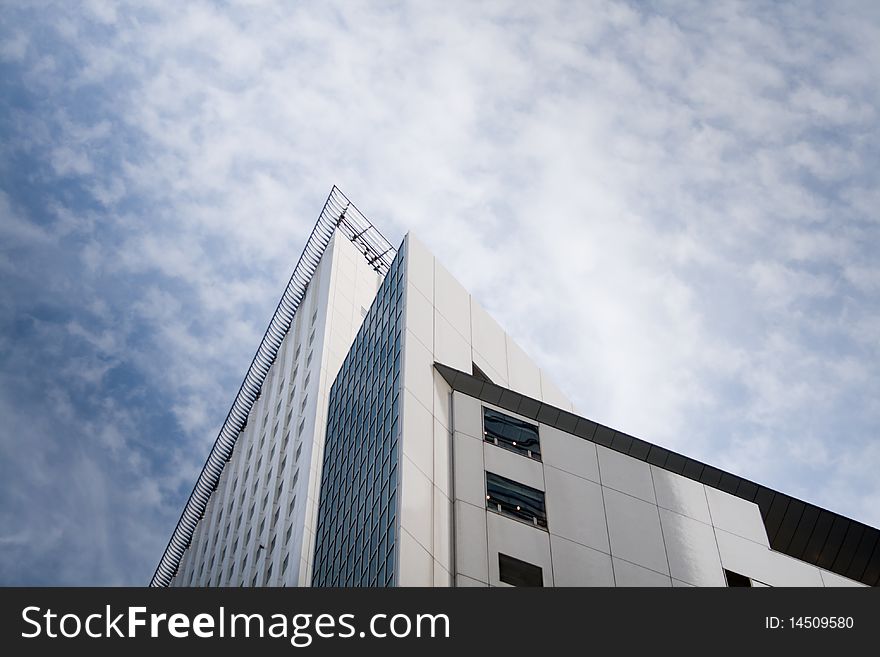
[724,569,752,587]
[499,553,543,587]
[483,408,541,460]
[486,471,547,528]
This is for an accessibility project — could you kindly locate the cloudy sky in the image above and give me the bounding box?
[1,0,879,585]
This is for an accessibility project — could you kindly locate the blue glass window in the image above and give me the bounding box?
[311,244,406,587]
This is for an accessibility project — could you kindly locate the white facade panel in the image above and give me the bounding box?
[401,390,434,480]
[540,424,600,484]
[659,508,726,586]
[451,392,482,441]
[715,529,824,587]
[433,417,452,498]
[483,443,545,491]
[406,284,434,352]
[432,370,452,429]
[487,512,554,586]
[433,259,471,341]
[706,487,770,547]
[433,486,453,573]
[403,328,435,412]
[454,501,489,584]
[819,569,864,587]
[399,528,433,587]
[434,311,472,373]
[470,299,509,385]
[651,466,712,524]
[434,562,452,587]
[612,558,672,587]
[406,233,434,304]
[543,465,610,554]
[453,431,486,508]
[604,487,670,575]
[400,454,434,554]
[550,535,615,586]
[598,444,657,504]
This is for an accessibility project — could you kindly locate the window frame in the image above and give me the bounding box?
[482,406,542,461]
[485,471,548,529]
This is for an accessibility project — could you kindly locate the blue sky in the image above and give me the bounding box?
[1,1,878,585]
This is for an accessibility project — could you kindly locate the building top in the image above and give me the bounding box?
[150,187,396,587]
[435,362,880,587]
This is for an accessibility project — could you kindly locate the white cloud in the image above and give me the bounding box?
[0,31,28,61]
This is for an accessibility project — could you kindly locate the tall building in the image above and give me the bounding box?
[153,188,879,588]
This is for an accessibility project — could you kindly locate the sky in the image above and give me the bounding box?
[1,0,878,586]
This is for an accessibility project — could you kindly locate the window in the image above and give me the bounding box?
[486,472,547,528]
[724,569,752,587]
[498,553,543,587]
[483,408,541,460]
[311,246,405,587]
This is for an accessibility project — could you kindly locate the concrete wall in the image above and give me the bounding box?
[450,392,865,587]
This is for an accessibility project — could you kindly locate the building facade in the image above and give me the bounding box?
[154,189,879,588]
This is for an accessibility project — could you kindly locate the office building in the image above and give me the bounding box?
[153,188,879,588]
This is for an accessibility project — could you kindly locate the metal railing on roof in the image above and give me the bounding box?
[150,186,396,587]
